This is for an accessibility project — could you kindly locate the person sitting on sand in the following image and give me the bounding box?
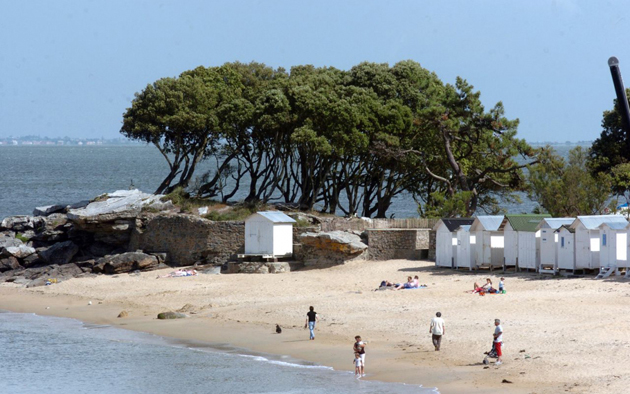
[473,278,493,293]
[395,276,414,290]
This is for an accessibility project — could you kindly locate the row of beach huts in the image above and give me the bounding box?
[433,214,630,277]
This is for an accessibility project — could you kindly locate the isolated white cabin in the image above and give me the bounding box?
[569,215,628,270]
[244,211,296,257]
[598,222,630,269]
[433,218,475,268]
[536,218,574,271]
[556,225,575,270]
[470,216,504,268]
[454,225,475,270]
[500,214,550,270]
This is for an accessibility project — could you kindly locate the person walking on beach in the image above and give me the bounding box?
[493,319,503,365]
[353,335,367,376]
[305,306,318,340]
[429,312,445,351]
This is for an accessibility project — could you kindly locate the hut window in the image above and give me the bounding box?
[590,238,600,252]
[602,234,607,246]
[490,236,504,248]
[470,235,476,244]
[561,237,564,247]
[452,237,457,246]
[554,233,558,242]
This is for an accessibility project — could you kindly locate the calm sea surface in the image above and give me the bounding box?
[0,144,579,220]
[0,311,435,394]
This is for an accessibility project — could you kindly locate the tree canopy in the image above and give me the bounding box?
[121,61,537,217]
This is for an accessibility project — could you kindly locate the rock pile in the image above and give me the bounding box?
[0,190,173,287]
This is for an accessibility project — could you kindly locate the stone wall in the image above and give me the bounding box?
[366,229,431,261]
[428,230,436,261]
[129,214,245,266]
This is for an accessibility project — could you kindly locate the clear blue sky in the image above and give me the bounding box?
[2,0,629,142]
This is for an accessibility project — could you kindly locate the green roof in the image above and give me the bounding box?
[504,214,551,232]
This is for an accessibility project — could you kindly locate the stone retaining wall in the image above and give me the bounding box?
[366,229,431,261]
[129,214,245,266]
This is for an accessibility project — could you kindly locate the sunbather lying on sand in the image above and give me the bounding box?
[159,269,198,278]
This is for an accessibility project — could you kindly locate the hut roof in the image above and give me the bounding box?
[471,215,504,231]
[249,211,296,223]
[502,214,551,232]
[598,221,629,230]
[571,215,628,230]
[435,218,475,232]
[555,224,575,233]
[535,218,575,231]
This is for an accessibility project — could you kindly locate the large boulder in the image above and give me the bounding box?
[299,231,368,254]
[0,256,21,273]
[96,252,159,274]
[39,241,79,265]
[67,189,172,223]
[298,231,368,267]
[4,245,36,259]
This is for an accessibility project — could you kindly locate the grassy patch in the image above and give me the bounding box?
[161,187,216,213]
[203,206,257,221]
[15,233,30,243]
[294,218,312,227]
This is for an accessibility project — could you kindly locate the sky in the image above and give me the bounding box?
[2,0,630,142]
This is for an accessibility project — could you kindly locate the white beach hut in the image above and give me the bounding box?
[433,218,475,268]
[598,221,629,270]
[244,211,296,257]
[500,214,550,271]
[569,215,628,270]
[536,218,574,272]
[556,225,575,271]
[454,225,475,270]
[470,216,504,269]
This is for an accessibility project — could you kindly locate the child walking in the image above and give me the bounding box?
[353,353,362,378]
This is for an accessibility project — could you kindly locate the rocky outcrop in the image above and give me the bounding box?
[67,189,172,223]
[95,252,159,275]
[33,204,66,217]
[1,216,45,232]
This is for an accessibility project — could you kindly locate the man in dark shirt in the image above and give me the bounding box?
[305,306,319,340]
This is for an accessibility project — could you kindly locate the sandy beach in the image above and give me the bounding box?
[1,259,629,394]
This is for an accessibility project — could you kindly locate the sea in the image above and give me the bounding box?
[0,311,435,394]
[0,144,582,220]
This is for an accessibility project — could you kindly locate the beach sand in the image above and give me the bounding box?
[1,259,629,394]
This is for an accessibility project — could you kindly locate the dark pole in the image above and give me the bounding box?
[608,57,630,134]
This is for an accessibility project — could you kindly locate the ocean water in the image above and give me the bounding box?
[0,311,435,394]
[0,144,582,221]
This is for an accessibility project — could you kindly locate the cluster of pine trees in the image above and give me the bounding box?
[122,61,539,218]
